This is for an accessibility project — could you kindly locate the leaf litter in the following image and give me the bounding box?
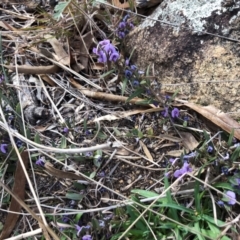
[0,0,240,239]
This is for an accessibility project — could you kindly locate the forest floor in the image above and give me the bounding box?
[0,1,240,240]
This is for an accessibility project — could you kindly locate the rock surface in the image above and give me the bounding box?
[126,0,240,115]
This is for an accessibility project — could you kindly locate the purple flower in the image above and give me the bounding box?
[226,191,236,205]
[99,220,105,227]
[97,50,107,63]
[125,70,132,78]
[98,171,105,177]
[171,108,179,118]
[36,157,45,166]
[207,146,213,153]
[0,144,8,154]
[85,152,93,157]
[63,127,69,133]
[99,39,110,46]
[82,235,92,240]
[125,58,130,66]
[123,14,130,22]
[0,75,4,83]
[109,52,120,62]
[93,40,120,63]
[132,80,139,86]
[118,31,125,39]
[173,162,192,178]
[217,200,224,206]
[128,22,134,28]
[162,107,169,117]
[130,65,137,70]
[75,225,91,236]
[118,22,126,29]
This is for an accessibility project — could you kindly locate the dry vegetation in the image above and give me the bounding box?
[0,0,240,240]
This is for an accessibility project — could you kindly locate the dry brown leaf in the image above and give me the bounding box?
[93,108,162,122]
[156,134,182,143]
[78,31,94,69]
[44,162,87,180]
[44,34,70,66]
[184,102,240,140]
[139,140,153,162]
[4,64,59,74]
[180,132,199,151]
[0,151,29,239]
[0,20,17,31]
[166,149,184,157]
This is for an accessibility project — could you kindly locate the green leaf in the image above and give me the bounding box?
[227,129,234,147]
[34,133,41,144]
[93,150,102,168]
[53,1,71,21]
[131,189,160,198]
[66,192,83,201]
[121,77,128,95]
[213,182,234,191]
[126,87,145,102]
[60,136,67,149]
[230,146,240,161]
[193,222,206,240]
[194,180,201,213]
[100,69,114,78]
[164,176,179,222]
[127,205,146,231]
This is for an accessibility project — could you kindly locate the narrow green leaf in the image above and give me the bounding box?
[60,136,67,149]
[213,182,234,191]
[227,129,234,147]
[126,88,145,102]
[34,133,41,144]
[121,77,128,95]
[66,192,83,201]
[164,176,179,222]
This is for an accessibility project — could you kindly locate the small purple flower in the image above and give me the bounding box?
[128,22,134,28]
[118,31,125,39]
[226,191,236,205]
[132,80,139,86]
[93,40,120,63]
[0,144,8,154]
[36,157,45,167]
[99,220,105,227]
[125,70,132,78]
[123,14,130,22]
[221,166,228,175]
[109,52,120,62]
[0,75,4,83]
[99,39,110,46]
[173,162,192,178]
[63,127,69,133]
[162,107,169,117]
[171,108,180,118]
[85,152,93,157]
[75,225,91,236]
[98,171,105,177]
[217,200,224,206]
[130,65,137,71]
[97,50,107,63]
[125,58,130,66]
[82,235,92,240]
[118,22,126,28]
[207,146,213,153]
[169,158,175,164]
